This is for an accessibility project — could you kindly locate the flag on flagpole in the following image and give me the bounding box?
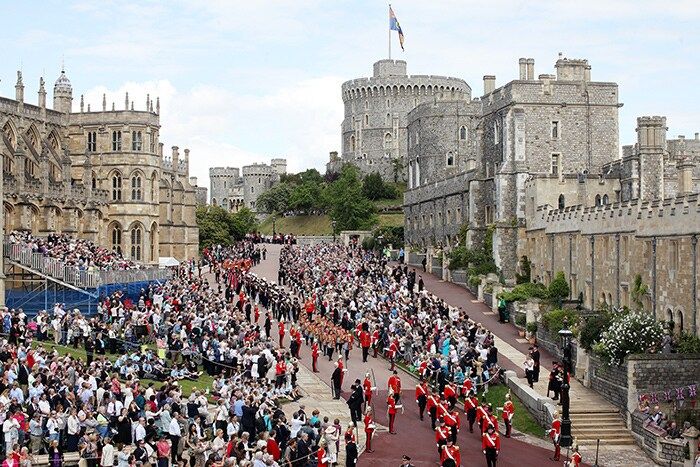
[389,5,405,51]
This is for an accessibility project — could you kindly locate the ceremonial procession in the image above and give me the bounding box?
[2,1,700,467]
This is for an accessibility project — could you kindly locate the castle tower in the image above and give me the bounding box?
[637,116,667,201]
[53,69,73,114]
[242,163,273,211]
[270,158,287,176]
[341,60,470,181]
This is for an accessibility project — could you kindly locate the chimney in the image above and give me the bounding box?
[678,157,695,195]
[102,93,106,111]
[189,176,198,186]
[695,132,699,141]
[172,146,179,170]
[80,95,84,112]
[125,92,129,110]
[526,58,535,80]
[483,75,496,95]
[519,58,527,80]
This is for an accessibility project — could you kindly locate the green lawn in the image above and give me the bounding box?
[31,341,214,398]
[397,362,544,438]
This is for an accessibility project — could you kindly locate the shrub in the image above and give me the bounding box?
[500,282,549,302]
[548,271,570,305]
[526,322,538,335]
[578,313,612,351]
[541,309,580,342]
[515,314,527,328]
[516,256,532,284]
[677,332,700,354]
[468,275,480,288]
[361,236,376,250]
[595,311,664,366]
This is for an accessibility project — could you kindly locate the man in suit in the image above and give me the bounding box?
[346,382,364,427]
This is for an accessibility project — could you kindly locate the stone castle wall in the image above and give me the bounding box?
[526,193,700,334]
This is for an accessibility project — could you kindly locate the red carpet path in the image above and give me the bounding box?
[249,245,587,466]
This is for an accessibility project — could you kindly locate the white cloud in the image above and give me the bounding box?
[79,74,343,192]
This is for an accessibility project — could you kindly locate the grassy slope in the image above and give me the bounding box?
[258,198,405,236]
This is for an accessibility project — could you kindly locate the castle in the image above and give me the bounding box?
[369,55,700,335]
[209,158,287,212]
[334,60,469,181]
[0,69,199,263]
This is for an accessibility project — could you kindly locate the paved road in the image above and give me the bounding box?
[249,244,579,467]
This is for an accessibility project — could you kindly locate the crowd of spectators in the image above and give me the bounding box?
[7,231,141,271]
[0,240,351,467]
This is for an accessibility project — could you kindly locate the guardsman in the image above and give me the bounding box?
[363,373,374,408]
[427,391,439,430]
[440,438,461,467]
[386,388,402,434]
[460,377,473,398]
[480,405,499,435]
[571,446,582,467]
[371,328,380,358]
[501,393,515,438]
[388,370,402,403]
[415,379,428,421]
[278,319,285,347]
[388,338,399,370]
[444,408,460,444]
[482,425,500,467]
[464,391,479,433]
[435,420,450,456]
[476,401,489,434]
[443,382,457,410]
[359,325,371,363]
[363,407,376,453]
[311,339,320,373]
[549,411,562,461]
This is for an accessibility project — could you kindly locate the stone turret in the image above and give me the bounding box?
[53,69,72,113]
[15,71,24,111]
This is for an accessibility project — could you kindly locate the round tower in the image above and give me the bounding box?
[53,69,73,114]
[209,167,240,207]
[341,60,470,181]
[242,163,273,211]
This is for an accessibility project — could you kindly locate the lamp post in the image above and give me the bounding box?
[559,317,573,449]
[331,220,337,243]
[272,213,276,236]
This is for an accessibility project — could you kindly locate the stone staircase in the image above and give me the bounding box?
[570,406,636,446]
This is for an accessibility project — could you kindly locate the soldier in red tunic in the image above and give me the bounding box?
[571,446,582,466]
[500,393,515,438]
[415,380,428,421]
[435,420,450,456]
[388,370,402,403]
[440,438,461,467]
[362,373,374,409]
[386,389,403,434]
[482,425,501,467]
[427,392,439,430]
[363,407,376,453]
[278,319,285,347]
[549,411,562,461]
[311,339,320,373]
[359,324,371,363]
[464,391,479,433]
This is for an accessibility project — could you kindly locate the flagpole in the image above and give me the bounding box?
[388,4,392,60]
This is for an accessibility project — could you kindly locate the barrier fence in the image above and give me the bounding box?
[4,240,171,289]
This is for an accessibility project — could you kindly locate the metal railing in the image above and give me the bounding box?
[4,241,171,289]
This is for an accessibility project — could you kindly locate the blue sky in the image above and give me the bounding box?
[1,0,698,189]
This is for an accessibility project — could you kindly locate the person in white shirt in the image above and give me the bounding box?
[133,418,147,443]
[101,437,115,467]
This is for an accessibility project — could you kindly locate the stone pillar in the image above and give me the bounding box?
[526,58,535,80]
[683,427,699,467]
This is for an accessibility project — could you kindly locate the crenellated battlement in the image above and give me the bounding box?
[530,193,700,236]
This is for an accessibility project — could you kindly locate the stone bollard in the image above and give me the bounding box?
[683,426,699,467]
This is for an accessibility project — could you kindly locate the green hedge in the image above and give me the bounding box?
[541,309,580,341]
[499,282,549,302]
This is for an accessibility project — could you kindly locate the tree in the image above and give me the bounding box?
[630,274,649,311]
[256,183,292,214]
[328,165,377,232]
[548,271,570,305]
[196,206,258,250]
[298,168,323,185]
[362,172,387,200]
[289,182,321,214]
